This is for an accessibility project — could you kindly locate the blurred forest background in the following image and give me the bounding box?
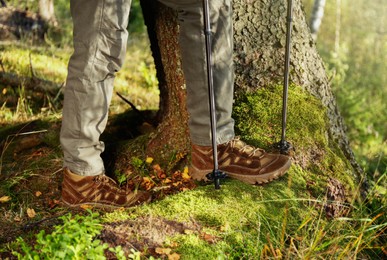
[1,0,386,178]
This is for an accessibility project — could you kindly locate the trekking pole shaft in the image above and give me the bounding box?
[281,0,293,144]
[203,0,221,189]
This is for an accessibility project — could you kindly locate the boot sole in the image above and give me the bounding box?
[190,159,291,185]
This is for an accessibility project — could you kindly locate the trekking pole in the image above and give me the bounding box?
[277,0,294,155]
[203,0,226,189]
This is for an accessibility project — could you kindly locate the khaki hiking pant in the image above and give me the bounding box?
[61,0,235,175]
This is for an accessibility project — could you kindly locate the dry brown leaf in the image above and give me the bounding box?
[168,252,181,260]
[35,191,42,197]
[0,196,11,203]
[153,164,166,179]
[172,181,182,187]
[163,178,172,184]
[14,216,21,222]
[27,208,36,218]
[142,177,155,190]
[155,247,172,255]
[80,204,94,210]
[201,232,217,244]
[170,242,179,248]
[48,199,60,209]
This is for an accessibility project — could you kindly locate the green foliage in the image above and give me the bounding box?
[12,211,109,259]
[128,0,147,34]
[303,0,387,175]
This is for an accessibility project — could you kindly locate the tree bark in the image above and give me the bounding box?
[140,0,190,165]
[137,0,363,182]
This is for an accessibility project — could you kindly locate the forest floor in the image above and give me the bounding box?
[0,40,386,259]
[0,115,201,259]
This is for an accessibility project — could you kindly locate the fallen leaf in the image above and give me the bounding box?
[35,191,42,197]
[145,157,154,164]
[168,252,180,260]
[170,242,179,248]
[0,196,11,203]
[182,167,191,180]
[48,199,60,209]
[142,177,155,190]
[153,164,166,179]
[80,204,94,210]
[27,208,36,218]
[201,232,218,244]
[14,216,21,222]
[155,247,172,255]
[163,178,172,184]
[172,181,182,187]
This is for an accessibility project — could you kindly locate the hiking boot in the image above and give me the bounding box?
[190,137,291,184]
[61,168,151,208]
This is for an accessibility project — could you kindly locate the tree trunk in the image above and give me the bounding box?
[133,0,363,189]
[140,0,190,165]
[38,0,57,26]
[309,0,326,40]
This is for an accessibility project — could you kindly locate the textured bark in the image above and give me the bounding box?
[140,0,190,163]
[139,0,362,180]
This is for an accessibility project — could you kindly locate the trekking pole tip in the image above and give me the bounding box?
[206,169,227,189]
[275,139,294,155]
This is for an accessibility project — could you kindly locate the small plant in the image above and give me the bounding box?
[12,210,108,259]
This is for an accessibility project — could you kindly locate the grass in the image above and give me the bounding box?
[105,176,386,259]
[0,36,386,259]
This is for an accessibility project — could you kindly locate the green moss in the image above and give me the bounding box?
[233,84,327,150]
[233,84,356,193]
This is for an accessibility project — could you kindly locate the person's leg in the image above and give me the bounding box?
[160,0,235,146]
[160,0,291,184]
[61,0,131,176]
[60,0,150,207]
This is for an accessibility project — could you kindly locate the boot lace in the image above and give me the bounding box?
[228,137,266,158]
[93,175,122,192]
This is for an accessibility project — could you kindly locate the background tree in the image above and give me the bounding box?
[309,0,326,40]
[303,0,386,175]
[38,0,57,27]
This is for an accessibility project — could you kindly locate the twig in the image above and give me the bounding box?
[7,129,48,137]
[22,212,67,231]
[0,57,5,73]
[29,52,36,79]
[0,128,47,175]
[116,91,142,115]
[53,82,64,103]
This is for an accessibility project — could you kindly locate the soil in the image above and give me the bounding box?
[100,216,201,258]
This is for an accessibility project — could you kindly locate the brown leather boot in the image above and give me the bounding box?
[61,168,151,208]
[190,137,291,184]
